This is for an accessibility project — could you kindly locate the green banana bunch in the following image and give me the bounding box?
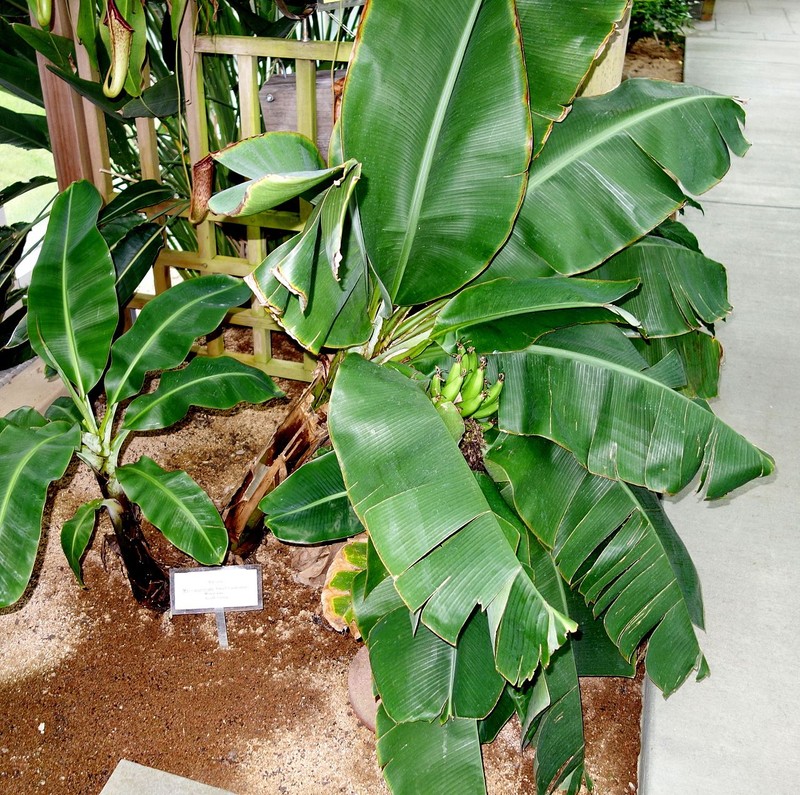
[428,346,504,423]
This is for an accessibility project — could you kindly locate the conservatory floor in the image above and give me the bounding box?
[639,1,800,793]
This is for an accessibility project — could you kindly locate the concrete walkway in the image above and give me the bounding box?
[640,1,800,793]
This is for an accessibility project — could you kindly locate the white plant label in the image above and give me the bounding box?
[170,565,262,613]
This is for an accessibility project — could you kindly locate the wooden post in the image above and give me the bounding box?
[34,0,95,190]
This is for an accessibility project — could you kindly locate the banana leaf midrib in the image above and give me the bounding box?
[269,489,351,520]
[59,189,87,396]
[389,0,482,299]
[529,92,719,189]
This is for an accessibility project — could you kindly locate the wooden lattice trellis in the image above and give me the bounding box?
[38,0,354,382]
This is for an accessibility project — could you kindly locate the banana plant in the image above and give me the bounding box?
[0,179,283,612]
[202,0,773,792]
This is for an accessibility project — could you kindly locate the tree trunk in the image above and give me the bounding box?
[98,479,171,613]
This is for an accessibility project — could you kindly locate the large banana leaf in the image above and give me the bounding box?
[494,79,749,277]
[371,607,504,722]
[591,236,731,337]
[497,325,773,499]
[376,706,485,795]
[122,356,282,431]
[27,181,118,397]
[104,274,250,405]
[633,331,722,399]
[328,355,575,685]
[516,0,629,156]
[0,421,80,607]
[208,132,341,216]
[432,276,640,352]
[115,456,227,565]
[341,0,531,305]
[486,434,710,695]
[259,450,364,544]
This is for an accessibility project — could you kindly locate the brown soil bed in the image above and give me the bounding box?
[0,377,642,794]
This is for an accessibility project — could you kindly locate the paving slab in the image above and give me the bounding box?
[640,2,800,790]
[99,760,237,795]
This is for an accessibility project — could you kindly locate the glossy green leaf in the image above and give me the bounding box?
[516,0,629,155]
[120,76,181,118]
[123,355,282,431]
[110,223,165,306]
[0,43,43,107]
[341,0,531,304]
[45,65,128,117]
[496,79,749,277]
[116,456,227,565]
[209,132,338,216]
[76,0,99,71]
[486,434,709,695]
[104,274,250,405]
[3,407,47,429]
[11,24,75,71]
[0,107,50,150]
[44,396,84,426]
[592,237,731,337]
[260,450,364,544]
[329,355,575,685]
[27,180,118,397]
[433,276,640,351]
[633,331,722,399]
[654,218,701,251]
[170,0,189,38]
[0,176,56,207]
[101,180,175,224]
[497,325,773,498]
[369,607,504,723]
[61,499,103,586]
[0,421,80,607]
[376,706,485,795]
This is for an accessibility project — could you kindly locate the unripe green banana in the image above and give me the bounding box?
[484,372,505,404]
[460,355,486,403]
[471,397,500,420]
[430,367,443,398]
[463,346,478,378]
[458,390,487,418]
[440,356,466,402]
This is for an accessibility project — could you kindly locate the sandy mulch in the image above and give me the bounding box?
[624,37,685,82]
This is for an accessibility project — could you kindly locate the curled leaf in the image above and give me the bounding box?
[189,154,215,225]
